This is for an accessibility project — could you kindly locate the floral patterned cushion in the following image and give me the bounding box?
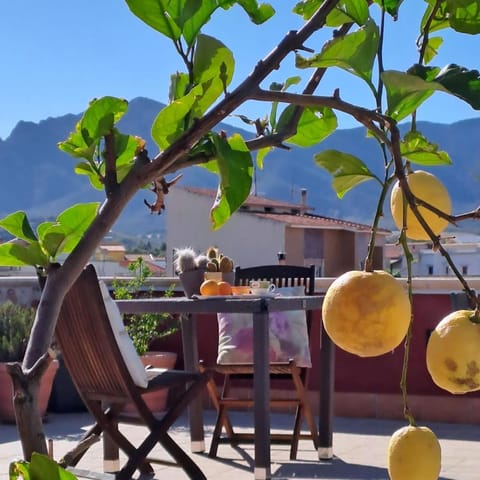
[217,286,312,368]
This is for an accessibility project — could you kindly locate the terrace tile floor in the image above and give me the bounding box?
[1,409,478,479]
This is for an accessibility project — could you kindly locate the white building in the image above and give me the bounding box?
[165,187,390,276]
[387,232,480,276]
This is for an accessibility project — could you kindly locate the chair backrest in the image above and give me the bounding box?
[55,264,135,402]
[235,264,316,295]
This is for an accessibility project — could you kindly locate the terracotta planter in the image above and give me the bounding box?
[0,359,58,423]
[122,351,177,415]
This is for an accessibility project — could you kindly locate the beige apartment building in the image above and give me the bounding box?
[165,187,390,276]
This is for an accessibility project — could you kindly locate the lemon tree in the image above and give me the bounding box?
[2,0,480,466]
[390,170,452,241]
[388,425,441,480]
[426,309,480,394]
[322,270,410,357]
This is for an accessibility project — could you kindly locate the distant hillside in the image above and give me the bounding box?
[1,97,479,239]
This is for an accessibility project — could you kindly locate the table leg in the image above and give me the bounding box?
[180,313,205,453]
[318,327,334,460]
[253,310,271,480]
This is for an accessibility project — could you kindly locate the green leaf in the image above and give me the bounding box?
[0,241,48,268]
[382,70,436,121]
[125,0,182,40]
[295,19,379,86]
[208,133,253,229]
[231,0,275,24]
[191,34,235,118]
[326,0,370,27]
[373,0,403,17]
[400,131,453,166]
[256,146,272,169]
[447,0,480,34]
[59,96,128,162]
[169,72,190,101]
[74,162,103,189]
[0,211,37,243]
[113,133,140,182]
[383,65,480,121]
[293,0,322,20]
[433,63,480,109]
[279,106,337,147]
[80,97,128,145]
[39,203,99,259]
[151,84,203,150]
[269,76,301,129]
[423,36,443,65]
[314,149,378,198]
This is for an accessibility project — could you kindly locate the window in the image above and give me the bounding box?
[427,265,433,275]
[462,266,468,275]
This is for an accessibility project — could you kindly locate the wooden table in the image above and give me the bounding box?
[117,294,334,480]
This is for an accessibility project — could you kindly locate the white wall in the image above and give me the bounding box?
[166,188,286,274]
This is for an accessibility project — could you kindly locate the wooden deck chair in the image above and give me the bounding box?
[55,264,211,480]
[201,264,319,460]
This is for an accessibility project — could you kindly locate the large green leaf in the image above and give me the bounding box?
[151,84,203,150]
[0,242,48,268]
[314,149,379,198]
[39,203,100,258]
[383,64,480,121]
[278,106,337,147]
[80,97,128,146]
[422,0,480,34]
[382,70,436,121]
[125,0,273,46]
[125,0,182,40]
[59,97,128,162]
[400,131,453,166]
[207,133,253,229]
[0,211,37,243]
[295,19,379,86]
[191,34,235,118]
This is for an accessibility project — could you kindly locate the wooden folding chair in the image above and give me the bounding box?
[201,264,319,460]
[55,264,211,480]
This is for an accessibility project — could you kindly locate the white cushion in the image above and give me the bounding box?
[99,281,148,388]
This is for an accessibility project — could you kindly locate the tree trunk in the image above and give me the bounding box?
[12,187,141,457]
[7,355,52,459]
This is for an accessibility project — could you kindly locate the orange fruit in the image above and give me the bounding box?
[217,281,232,295]
[200,279,219,296]
[322,270,411,357]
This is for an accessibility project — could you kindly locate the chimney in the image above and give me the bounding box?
[300,188,307,214]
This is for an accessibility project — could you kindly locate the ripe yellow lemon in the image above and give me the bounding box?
[426,309,480,394]
[390,170,451,241]
[200,279,219,296]
[388,425,441,480]
[322,270,411,357]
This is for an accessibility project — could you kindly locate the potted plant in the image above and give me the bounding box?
[174,246,234,297]
[0,301,58,423]
[112,257,178,413]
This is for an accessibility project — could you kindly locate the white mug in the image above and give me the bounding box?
[249,280,276,296]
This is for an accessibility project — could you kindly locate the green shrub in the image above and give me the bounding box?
[0,301,36,362]
[112,257,177,355]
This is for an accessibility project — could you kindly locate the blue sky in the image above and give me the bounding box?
[1,1,479,141]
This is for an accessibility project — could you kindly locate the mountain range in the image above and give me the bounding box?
[1,96,479,241]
